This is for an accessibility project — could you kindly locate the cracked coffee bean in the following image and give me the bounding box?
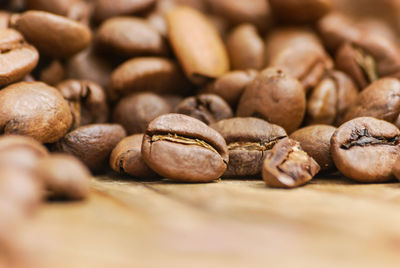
[175,94,233,125]
[290,125,336,171]
[331,117,400,182]
[110,134,158,179]
[211,117,287,177]
[262,138,320,188]
[142,113,228,182]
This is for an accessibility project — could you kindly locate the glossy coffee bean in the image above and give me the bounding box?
[226,23,264,70]
[0,82,72,143]
[93,0,156,22]
[0,28,38,86]
[331,117,400,182]
[142,113,228,182]
[166,6,229,85]
[175,94,233,125]
[262,138,320,188]
[269,0,332,23]
[211,117,287,177]
[12,10,91,58]
[113,92,171,135]
[57,79,109,129]
[290,125,336,171]
[36,154,91,200]
[110,134,159,179]
[237,68,306,134]
[54,124,126,172]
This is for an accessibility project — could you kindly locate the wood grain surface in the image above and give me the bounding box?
[16,174,400,268]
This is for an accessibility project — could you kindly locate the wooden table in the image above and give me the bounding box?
[19,174,400,268]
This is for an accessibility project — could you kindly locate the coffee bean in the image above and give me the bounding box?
[142,113,228,182]
[57,79,109,129]
[0,82,72,143]
[393,157,400,181]
[36,154,91,200]
[211,117,287,177]
[96,17,168,57]
[0,28,38,86]
[262,138,320,188]
[269,0,332,23]
[39,60,65,86]
[237,68,306,134]
[166,6,229,85]
[12,10,91,58]
[111,57,191,97]
[110,134,159,179]
[226,23,264,70]
[54,124,126,172]
[175,94,233,125]
[290,125,336,171]
[113,92,171,135]
[331,117,400,182]
[93,0,156,22]
[26,0,87,19]
[201,69,258,108]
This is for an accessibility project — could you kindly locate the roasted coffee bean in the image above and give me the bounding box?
[110,134,159,179]
[201,69,258,108]
[54,124,126,172]
[111,57,191,97]
[39,60,65,86]
[262,138,320,188]
[142,113,228,182]
[161,94,184,110]
[393,157,400,181]
[57,79,109,129]
[211,117,287,177]
[335,34,400,89]
[342,78,400,126]
[207,0,271,31]
[290,125,336,171]
[93,0,156,22]
[12,10,91,58]
[0,28,38,86]
[306,70,358,126]
[226,24,264,70]
[36,154,91,200]
[175,94,233,125]
[0,82,72,143]
[265,28,333,92]
[331,117,400,182]
[237,68,306,134]
[166,6,229,85]
[269,0,332,23]
[96,17,168,57]
[113,92,171,135]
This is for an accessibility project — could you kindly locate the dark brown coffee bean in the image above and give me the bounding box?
[237,68,306,134]
[54,124,126,172]
[110,134,159,179]
[331,117,400,182]
[110,57,191,97]
[57,79,109,129]
[113,92,171,135]
[265,28,333,92]
[207,0,271,31]
[290,125,336,171]
[393,157,400,181]
[96,17,168,57]
[0,28,38,86]
[342,78,400,126]
[269,0,332,23]
[226,24,264,70]
[175,94,233,125]
[201,69,258,108]
[0,82,72,143]
[12,10,91,58]
[36,154,91,200]
[262,138,320,188]
[142,113,228,182]
[211,117,287,177]
[166,6,229,85]
[93,0,156,22]
[306,70,358,126]
[39,60,65,86]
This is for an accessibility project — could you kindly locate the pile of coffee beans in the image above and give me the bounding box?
[2,0,400,265]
